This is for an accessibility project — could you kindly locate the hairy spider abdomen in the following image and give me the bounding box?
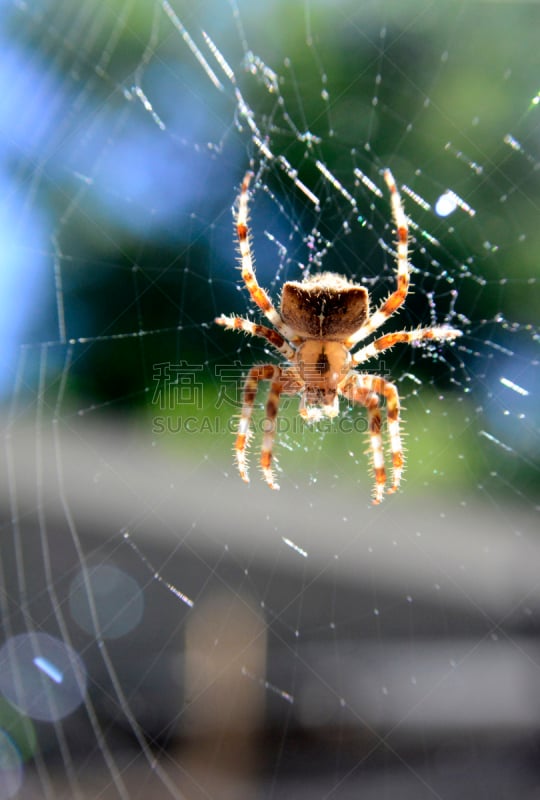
[281,273,369,338]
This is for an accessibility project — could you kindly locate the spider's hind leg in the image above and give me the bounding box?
[235,172,298,341]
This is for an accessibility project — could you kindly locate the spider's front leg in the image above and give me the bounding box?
[235,365,279,485]
[259,374,287,490]
[342,372,404,504]
[235,365,299,490]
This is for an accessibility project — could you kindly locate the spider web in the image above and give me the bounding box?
[1,1,539,798]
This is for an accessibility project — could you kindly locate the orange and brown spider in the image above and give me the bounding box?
[216,169,461,503]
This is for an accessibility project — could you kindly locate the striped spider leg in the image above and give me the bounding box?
[232,364,301,490]
[345,169,410,348]
[215,315,296,360]
[233,171,299,343]
[340,373,402,505]
[352,326,462,366]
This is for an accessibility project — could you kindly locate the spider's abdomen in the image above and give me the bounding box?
[281,272,369,338]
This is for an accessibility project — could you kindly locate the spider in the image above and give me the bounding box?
[215,169,461,503]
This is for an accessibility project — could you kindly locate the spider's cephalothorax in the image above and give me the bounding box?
[216,170,462,503]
